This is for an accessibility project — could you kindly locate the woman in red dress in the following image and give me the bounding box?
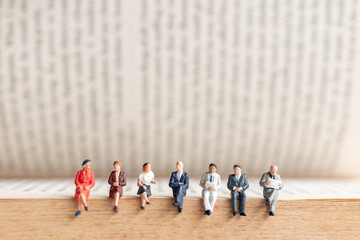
[108,161,127,213]
[74,159,95,216]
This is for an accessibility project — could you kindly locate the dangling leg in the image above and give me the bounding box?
[114,192,119,213]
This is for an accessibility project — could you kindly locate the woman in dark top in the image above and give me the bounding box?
[108,161,127,213]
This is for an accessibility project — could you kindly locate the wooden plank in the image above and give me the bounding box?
[1,198,359,239]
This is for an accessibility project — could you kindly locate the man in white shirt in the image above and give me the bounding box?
[199,163,221,216]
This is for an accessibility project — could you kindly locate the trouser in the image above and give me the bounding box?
[264,189,278,213]
[202,190,217,212]
[231,191,246,213]
[173,187,186,209]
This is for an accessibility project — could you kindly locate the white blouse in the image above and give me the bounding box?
[138,171,154,185]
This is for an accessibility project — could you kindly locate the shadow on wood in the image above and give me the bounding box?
[1,198,359,239]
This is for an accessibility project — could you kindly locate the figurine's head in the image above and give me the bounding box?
[82,159,92,170]
[143,162,151,173]
[113,161,121,171]
[176,161,184,172]
[270,165,278,176]
[233,164,241,176]
[209,163,217,174]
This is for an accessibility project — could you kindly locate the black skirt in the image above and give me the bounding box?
[137,184,152,197]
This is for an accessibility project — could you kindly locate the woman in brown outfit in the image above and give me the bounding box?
[108,161,127,213]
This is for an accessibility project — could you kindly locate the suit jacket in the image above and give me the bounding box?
[199,172,221,192]
[227,174,249,194]
[108,171,127,198]
[259,172,283,197]
[169,171,189,195]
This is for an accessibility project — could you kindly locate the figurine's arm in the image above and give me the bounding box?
[199,174,206,188]
[137,178,144,187]
[183,173,189,189]
[241,175,249,192]
[119,172,127,187]
[89,172,95,189]
[277,175,283,189]
[169,174,178,188]
[108,172,114,185]
[74,171,82,188]
[259,173,266,187]
[150,177,157,184]
[214,175,221,190]
[227,175,233,191]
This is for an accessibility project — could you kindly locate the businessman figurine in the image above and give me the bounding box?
[227,165,249,216]
[199,163,221,216]
[169,161,189,213]
[259,165,283,216]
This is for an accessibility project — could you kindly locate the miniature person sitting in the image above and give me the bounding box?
[137,162,157,210]
[169,161,189,213]
[108,161,127,213]
[227,164,249,216]
[259,165,283,216]
[199,163,221,216]
[74,159,95,216]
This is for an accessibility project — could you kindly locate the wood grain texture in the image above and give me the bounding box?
[1,198,359,239]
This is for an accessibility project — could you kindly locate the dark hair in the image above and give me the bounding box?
[209,163,217,169]
[233,164,241,169]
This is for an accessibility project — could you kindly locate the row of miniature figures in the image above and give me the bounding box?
[74,159,283,217]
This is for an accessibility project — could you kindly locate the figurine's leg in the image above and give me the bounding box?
[143,192,149,203]
[114,192,120,206]
[231,191,239,213]
[268,190,278,213]
[203,190,210,211]
[77,199,82,211]
[239,193,246,213]
[78,193,87,209]
[176,190,184,209]
[209,191,217,212]
[140,192,147,207]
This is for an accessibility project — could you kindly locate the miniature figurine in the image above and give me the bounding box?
[259,165,283,216]
[227,164,249,216]
[108,161,127,213]
[137,162,157,210]
[169,161,189,213]
[199,163,221,216]
[74,159,95,216]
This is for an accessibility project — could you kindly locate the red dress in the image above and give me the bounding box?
[74,169,95,201]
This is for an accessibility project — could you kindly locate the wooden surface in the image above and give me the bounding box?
[1,198,360,239]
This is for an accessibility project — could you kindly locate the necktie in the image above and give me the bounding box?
[210,175,213,182]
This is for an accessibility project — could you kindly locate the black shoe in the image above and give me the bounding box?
[233,212,237,216]
[146,201,150,205]
[269,211,274,216]
[266,200,270,206]
[140,206,145,210]
[204,211,208,215]
[178,208,182,213]
[240,212,247,216]
[208,211,212,216]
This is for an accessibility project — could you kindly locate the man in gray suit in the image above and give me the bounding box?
[259,165,283,216]
[227,165,249,216]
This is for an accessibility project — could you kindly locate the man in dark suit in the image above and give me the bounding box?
[169,161,189,213]
[227,164,249,216]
